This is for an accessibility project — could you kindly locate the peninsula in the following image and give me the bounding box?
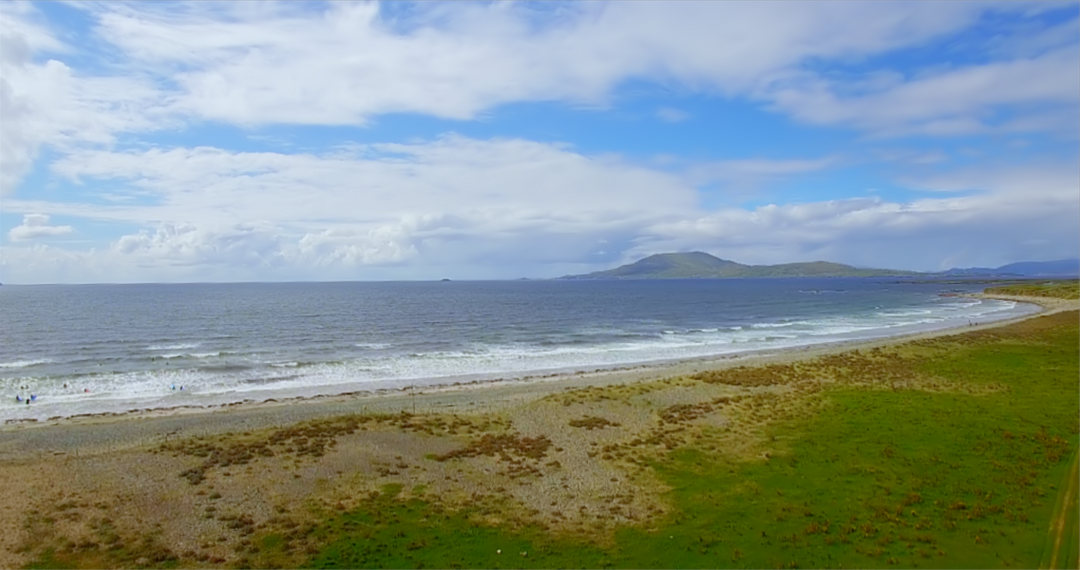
[560,251,915,280]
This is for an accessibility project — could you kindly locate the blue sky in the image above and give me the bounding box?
[1,1,1077,283]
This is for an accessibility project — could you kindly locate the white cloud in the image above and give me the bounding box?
[2,1,1073,195]
[106,2,1005,123]
[2,141,1075,281]
[46,135,699,226]
[111,222,284,268]
[0,4,171,195]
[76,1,1061,136]
[628,161,1080,270]
[767,47,1080,137]
[0,136,697,277]
[7,213,73,241]
[0,2,1076,282]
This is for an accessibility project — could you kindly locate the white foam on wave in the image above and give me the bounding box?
[355,342,392,350]
[876,308,933,317]
[0,359,52,369]
[0,296,1041,423]
[146,343,199,351]
[750,322,799,329]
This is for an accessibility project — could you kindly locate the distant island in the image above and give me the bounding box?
[558,252,1080,280]
[559,252,917,280]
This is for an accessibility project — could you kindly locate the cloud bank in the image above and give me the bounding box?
[1,1,1077,283]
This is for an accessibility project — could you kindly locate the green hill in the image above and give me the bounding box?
[560,252,914,279]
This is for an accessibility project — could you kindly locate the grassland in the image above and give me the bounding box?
[304,311,1080,569]
[985,280,1080,300]
[7,307,1078,569]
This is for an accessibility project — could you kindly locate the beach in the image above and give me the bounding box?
[0,291,1075,569]
[0,279,1036,425]
[0,292,1059,449]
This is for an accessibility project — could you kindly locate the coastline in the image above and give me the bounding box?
[0,292,1068,454]
[0,292,1075,569]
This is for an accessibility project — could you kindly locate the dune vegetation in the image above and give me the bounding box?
[985,280,1080,300]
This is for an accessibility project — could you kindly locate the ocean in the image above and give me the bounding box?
[0,279,1037,422]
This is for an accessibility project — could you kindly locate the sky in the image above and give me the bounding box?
[0,1,1078,284]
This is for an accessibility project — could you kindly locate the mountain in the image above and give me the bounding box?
[995,259,1079,276]
[942,259,1079,277]
[559,252,915,280]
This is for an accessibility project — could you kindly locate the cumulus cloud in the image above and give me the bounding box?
[46,135,699,225]
[2,2,1074,195]
[767,47,1080,137]
[2,137,1074,280]
[75,1,1069,134]
[112,222,284,267]
[631,195,1077,271]
[0,4,170,195]
[7,214,73,241]
[1,2,1077,282]
[0,136,697,276]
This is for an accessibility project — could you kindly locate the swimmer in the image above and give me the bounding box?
[84,388,90,393]
[15,395,22,402]
[30,394,36,402]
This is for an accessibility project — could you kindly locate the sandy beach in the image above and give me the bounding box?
[0,291,1075,568]
[0,293,1062,450]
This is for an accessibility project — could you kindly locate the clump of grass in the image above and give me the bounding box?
[435,433,552,462]
[164,412,495,485]
[568,416,621,430]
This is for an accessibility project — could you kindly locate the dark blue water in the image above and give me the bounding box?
[0,279,1035,421]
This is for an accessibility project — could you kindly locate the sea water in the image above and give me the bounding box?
[0,279,1038,421]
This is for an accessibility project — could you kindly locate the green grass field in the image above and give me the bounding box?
[291,311,1079,569]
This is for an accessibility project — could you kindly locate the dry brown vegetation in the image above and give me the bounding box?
[568,416,621,430]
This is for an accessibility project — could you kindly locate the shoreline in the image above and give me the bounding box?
[0,295,1057,430]
[0,293,1076,569]
[0,293,1071,457]
[0,294,1036,427]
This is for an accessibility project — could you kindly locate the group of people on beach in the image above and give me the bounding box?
[12,383,91,405]
[13,384,38,403]
[10,383,189,405]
